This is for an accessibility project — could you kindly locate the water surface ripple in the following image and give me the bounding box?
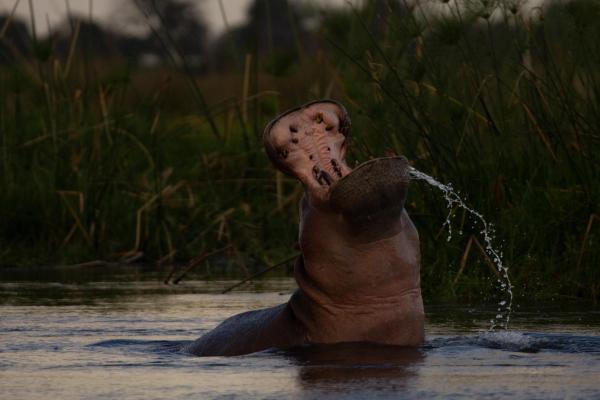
[1,274,599,399]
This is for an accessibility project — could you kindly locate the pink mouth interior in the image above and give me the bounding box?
[265,102,352,200]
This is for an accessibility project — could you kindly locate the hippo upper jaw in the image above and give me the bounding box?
[263,100,352,206]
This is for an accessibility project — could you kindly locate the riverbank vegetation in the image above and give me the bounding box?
[1,0,599,302]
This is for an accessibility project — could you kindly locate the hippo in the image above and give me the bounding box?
[186,100,424,356]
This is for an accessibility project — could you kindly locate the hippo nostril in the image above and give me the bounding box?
[290,126,298,133]
[315,113,323,123]
[309,155,314,160]
[326,125,334,131]
[292,138,299,144]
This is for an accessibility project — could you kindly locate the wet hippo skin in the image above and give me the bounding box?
[186,100,424,356]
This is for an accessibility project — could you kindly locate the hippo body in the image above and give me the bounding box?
[186,101,424,356]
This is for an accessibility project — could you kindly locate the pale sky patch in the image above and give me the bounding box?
[0,0,354,37]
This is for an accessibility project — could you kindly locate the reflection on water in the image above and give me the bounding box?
[1,267,600,399]
[284,344,424,392]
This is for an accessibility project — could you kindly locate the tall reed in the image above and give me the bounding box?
[0,0,598,302]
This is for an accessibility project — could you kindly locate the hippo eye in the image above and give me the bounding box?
[325,125,334,131]
[315,113,323,123]
[279,148,289,159]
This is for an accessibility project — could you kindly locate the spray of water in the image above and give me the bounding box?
[408,166,513,330]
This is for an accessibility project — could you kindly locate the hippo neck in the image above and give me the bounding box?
[288,255,424,346]
[300,193,406,245]
[296,197,421,298]
[296,264,416,304]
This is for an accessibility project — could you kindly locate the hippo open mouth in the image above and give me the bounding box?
[264,100,410,215]
[264,100,353,204]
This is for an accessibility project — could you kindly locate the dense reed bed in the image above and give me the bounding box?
[1,0,598,302]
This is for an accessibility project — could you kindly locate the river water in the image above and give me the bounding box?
[1,265,600,399]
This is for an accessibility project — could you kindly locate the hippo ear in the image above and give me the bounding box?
[329,156,409,228]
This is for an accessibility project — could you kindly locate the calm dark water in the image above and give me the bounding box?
[1,265,600,399]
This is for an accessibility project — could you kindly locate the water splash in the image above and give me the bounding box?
[408,167,513,330]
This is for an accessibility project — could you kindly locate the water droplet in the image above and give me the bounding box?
[409,167,513,331]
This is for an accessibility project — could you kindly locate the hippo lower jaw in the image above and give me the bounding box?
[329,156,409,222]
